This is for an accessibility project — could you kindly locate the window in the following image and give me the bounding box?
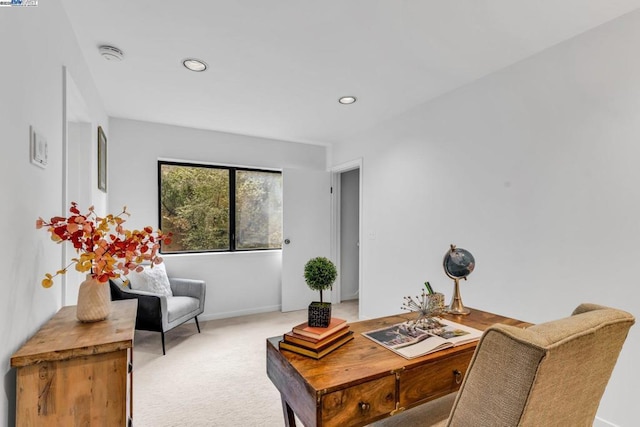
[158,161,282,253]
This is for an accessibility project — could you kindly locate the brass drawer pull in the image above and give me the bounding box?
[453,369,463,385]
[359,401,371,413]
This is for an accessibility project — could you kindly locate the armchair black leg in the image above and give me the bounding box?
[161,332,166,355]
[195,316,201,333]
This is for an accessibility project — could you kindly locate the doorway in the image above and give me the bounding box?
[330,159,362,317]
[340,169,359,301]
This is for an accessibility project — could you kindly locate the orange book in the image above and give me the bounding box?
[292,318,348,340]
[283,327,351,350]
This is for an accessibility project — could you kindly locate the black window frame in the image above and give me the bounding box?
[158,160,283,254]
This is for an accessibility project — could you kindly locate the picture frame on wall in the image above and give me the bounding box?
[98,126,107,192]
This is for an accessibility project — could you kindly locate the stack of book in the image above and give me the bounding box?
[279,317,353,359]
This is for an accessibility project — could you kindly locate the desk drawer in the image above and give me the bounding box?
[399,349,474,407]
[321,374,396,427]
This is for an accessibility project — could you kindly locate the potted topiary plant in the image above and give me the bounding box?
[304,256,337,327]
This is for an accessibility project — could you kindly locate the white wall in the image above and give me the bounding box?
[108,118,327,320]
[0,1,107,425]
[332,10,640,426]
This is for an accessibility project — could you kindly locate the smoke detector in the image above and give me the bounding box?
[98,45,124,61]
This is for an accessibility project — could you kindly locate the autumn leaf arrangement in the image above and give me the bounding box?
[36,202,172,288]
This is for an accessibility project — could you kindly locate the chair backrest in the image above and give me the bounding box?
[447,303,635,427]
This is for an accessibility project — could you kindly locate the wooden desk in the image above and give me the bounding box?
[266,308,529,427]
[11,300,137,427]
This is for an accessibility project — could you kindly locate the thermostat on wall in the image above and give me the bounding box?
[30,126,47,168]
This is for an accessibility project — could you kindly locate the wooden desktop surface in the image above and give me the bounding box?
[267,307,530,427]
[11,299,137,367]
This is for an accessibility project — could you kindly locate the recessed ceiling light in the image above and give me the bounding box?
[183,58,208,72]
[98,45,124,61]
[339,96,357,105]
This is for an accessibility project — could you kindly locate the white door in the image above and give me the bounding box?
[281,169,331,312]
[64,121,92,305]
[63,70,92,305]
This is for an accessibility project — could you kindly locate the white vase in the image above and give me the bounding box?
[76,276,111,322]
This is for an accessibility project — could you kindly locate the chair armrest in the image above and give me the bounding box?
[121,287,167,298]
[169,278,206,311]
[109,281,167,331]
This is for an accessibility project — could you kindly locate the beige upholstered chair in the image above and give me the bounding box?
[373,303,635,427]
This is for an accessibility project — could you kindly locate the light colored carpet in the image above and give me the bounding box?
[133,301,360,426]
[133,300,455,426]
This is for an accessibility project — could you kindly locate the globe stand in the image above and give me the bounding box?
[443,244,474,316]
[447,277,470,315]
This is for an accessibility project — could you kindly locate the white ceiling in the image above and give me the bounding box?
[61,0,640,145]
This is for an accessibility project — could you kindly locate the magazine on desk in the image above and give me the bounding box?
[362,318,483,359]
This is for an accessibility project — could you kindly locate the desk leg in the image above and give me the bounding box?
[281,395,297,427]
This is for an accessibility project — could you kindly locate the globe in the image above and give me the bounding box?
[443,246,475,280]
[443,244,475,315]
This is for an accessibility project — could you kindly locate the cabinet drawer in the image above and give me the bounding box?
[321,374,396,427]
[399,349,474,407]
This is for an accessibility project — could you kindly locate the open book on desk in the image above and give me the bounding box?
[362,318,483,359]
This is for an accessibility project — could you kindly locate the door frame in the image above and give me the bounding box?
[62,67,93,305]
[330,158,363,318]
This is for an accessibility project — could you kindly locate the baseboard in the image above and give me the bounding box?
[594,416,618,427]
[198,304,281,321]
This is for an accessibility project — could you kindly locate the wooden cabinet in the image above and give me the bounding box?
[11,300,137,427]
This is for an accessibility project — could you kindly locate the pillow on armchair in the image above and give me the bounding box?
[127,263,173,296]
